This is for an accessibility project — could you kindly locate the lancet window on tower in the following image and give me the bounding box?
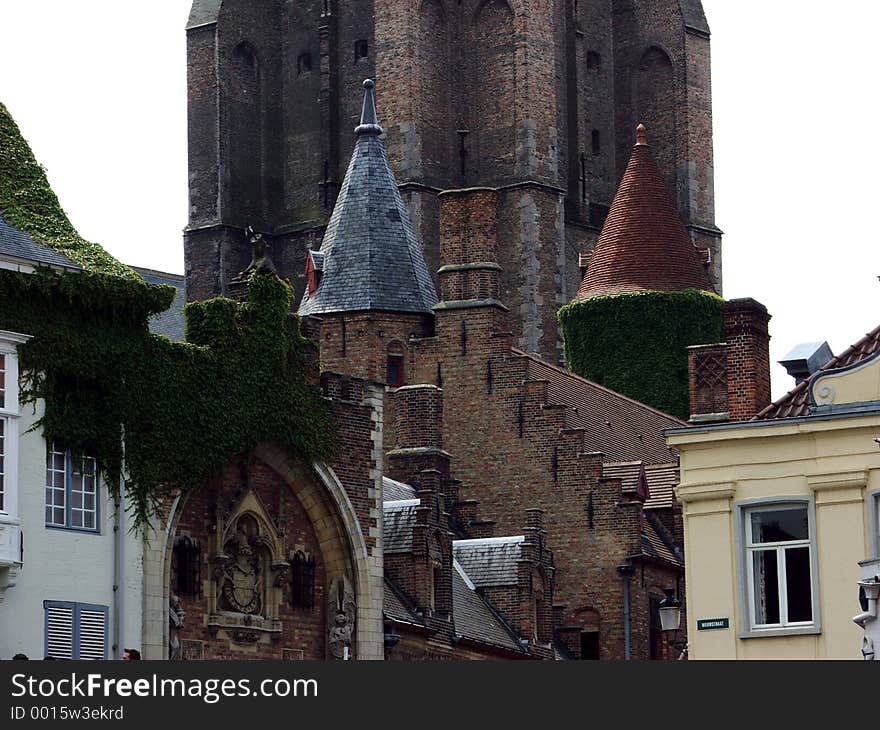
[354,40,368,62]
[297,52,312,75]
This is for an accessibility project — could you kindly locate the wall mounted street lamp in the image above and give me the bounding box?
[658,588,688,660]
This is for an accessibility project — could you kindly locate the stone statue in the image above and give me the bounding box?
[328,576,356,660]
[168,594,185,660]
[238,225,276,277]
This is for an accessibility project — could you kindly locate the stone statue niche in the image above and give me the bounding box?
[207,490,289,643]
[328,575,356,660]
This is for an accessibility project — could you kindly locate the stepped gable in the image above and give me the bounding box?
[519,350,684,464]
[574,125,713,301]
[298,80,437,317]
[756,324,880,420]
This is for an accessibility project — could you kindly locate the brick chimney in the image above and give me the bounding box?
[687,298,772,423]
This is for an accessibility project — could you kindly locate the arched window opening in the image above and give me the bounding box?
[297,52,312,75]
[291,551,316,610]
[586,51,601,72]
[173,536,202,597]
[591,129,601,155]
[354,40,368,62]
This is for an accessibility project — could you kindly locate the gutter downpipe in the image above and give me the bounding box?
[617,563,635,660]
[113,494,123,660]
[112,422,127,660]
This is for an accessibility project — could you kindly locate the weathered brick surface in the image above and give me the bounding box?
[184,0,721,356]
[170,457,329,660]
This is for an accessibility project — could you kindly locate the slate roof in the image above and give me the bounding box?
[298,80,437,317]
[520,350,684,464]
[0,213,81,270]
[451,561,523,652]
[132,267,186,342]
[383,477,417,502]
[756,324,880,420]
[573,125,713,301]
[383,571,525,654]
[383,578,421,626]
[383,500,419,554]
[452,536,524,588]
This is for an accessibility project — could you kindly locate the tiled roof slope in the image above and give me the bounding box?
[382,500,418,554]
[383,573,524,654]
[451,562,522,652]
[298,80,437,317]
[452,537,524,588]
[641,512,682,566]
[520,350,684,464]
[132,267,186,342]
[643,463,679,510]
[383,477,417,502]
[756,324,880,420]
[573,126,713,301]
[383,578,421,626]
[0,212,81,270]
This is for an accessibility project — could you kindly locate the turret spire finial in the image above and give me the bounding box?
[355,79,383,136]
[635,123,648,147]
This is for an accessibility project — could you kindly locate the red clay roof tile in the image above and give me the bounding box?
[756,324,880,420]
[574,126,714,301]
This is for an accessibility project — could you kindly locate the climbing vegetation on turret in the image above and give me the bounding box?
[558,289,724,420]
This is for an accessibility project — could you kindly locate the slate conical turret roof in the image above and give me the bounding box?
[298,80,438,317]
[573,125,713,301]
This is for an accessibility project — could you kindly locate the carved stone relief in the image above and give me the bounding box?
[328,575,356,660]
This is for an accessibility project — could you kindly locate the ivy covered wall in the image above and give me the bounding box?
[558,289,724,420]
[0,101,334,530]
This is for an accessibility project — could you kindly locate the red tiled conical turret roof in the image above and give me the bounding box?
[574,125,714,301]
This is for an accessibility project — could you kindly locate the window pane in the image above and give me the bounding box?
[751,508,808,543]
[752,549,780,625]
[785,547,812,623]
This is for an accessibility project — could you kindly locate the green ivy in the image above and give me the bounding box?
[0,102,334,531]
[0,102,137,278]
[0,268,336,531]
[558,289,724,420]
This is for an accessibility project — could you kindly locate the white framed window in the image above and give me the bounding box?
[44,601,108,660]
[0,331,28,518]
[45,441,99,532]
[736,499,820,637]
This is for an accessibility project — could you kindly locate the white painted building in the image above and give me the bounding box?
[0,219,144,660]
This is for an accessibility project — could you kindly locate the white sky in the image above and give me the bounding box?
[1,1,878,399]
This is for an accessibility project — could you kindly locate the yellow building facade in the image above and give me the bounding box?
[666,344,880,659]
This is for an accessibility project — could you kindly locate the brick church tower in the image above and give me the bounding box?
[183,0,720,361]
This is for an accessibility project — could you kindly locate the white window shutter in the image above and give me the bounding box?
[45,604,74,660]
[77,607,107,660]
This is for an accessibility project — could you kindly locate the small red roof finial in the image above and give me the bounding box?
[635,123,648,147]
